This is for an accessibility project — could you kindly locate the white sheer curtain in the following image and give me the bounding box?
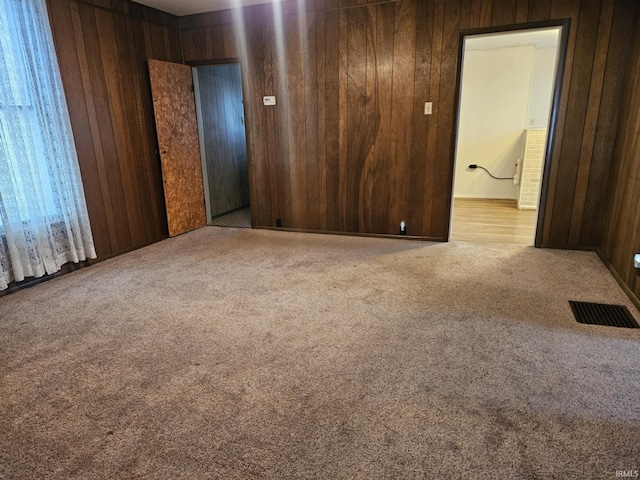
[0,0,96,291]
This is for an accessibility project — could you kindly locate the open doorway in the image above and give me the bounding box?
[449,26,564,245]
[193,63,251,228]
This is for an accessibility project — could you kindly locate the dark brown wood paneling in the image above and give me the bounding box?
[601,5,640,304]
[345,6,367,232]
[324,8,341,232]
[178,0,636,246]
[255,8,276,227]
[469,0,481,28]
[527,0,551,22]
[96,7,145,246]
[548,0,601,247]
[479,0,493,25]
[48,0,180,258]
[286,12,309,229]
[582,0,638,248]
[316,12,328,231]
[305,13,321,230]
[337,9,349,232]
[388,0,417,234]
[78,1,132,249]
[567,0,614,246]
[422,0,445,235]
[48,0,112,257]
[274,10,294,228]
[540,0,580,246]
[491,0,517,26]
[233,7,269,228]
[515,0,529,23]
[407,0,433,235]
[361,3,393,234]
[433,0,461,239]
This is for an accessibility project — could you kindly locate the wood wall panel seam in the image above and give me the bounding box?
[80,3,133,249]
[316,12,328,231]
[432,0,461,239]
[345,6,368,232]
[68,0,118,255]
[527,0,552,22]
[305,13,321,230]
[126,17,162,239]
[287,13,309,229]
[406,0,431,235]
[597,0,640,305]
[548,0,601,246]
[95,8,144,247]
[337,9,349,232]
[541,0,580,245]
[422,0,444,236]
[261,19,278,226]
[515,0,529,24]
[586,0,638,250]
[567,0,614,246]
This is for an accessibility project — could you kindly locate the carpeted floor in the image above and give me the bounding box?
[1,227,639,479]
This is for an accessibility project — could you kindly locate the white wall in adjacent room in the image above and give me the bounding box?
[453,45,534,200]
[527,47,557,128]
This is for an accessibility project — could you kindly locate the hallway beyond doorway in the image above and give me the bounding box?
[209,207,251,228]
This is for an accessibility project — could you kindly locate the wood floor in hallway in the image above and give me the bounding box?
[450,198,537,245]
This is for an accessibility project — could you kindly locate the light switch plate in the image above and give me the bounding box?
[263,96,276,106]
[424,102,432,115]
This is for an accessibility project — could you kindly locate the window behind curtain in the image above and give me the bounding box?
[0,0,96,290]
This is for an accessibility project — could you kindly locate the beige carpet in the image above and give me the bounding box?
[1,227,639,479]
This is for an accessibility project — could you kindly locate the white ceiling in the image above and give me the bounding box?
[133,0,274,16]
[465,27,561,51]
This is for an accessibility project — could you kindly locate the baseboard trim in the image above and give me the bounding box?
[253,226,443,242]
[0,237,168,298]
[596,249,640,313]
[0,260,91,297]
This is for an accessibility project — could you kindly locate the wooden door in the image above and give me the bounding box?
[196,64,250,219]
[148,59,205,237]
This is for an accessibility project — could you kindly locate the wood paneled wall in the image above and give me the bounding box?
[601,8,640,305]
[180,0,637,245]
[47,0,181,258]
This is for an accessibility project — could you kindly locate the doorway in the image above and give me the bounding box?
[449,26,564,245]
[193,63,251,228]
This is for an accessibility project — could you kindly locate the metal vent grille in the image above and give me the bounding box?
[569,301,639,328]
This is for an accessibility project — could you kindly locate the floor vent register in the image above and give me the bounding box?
[569,301,639,329]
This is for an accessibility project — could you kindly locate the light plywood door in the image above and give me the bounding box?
[148,59,205,237]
